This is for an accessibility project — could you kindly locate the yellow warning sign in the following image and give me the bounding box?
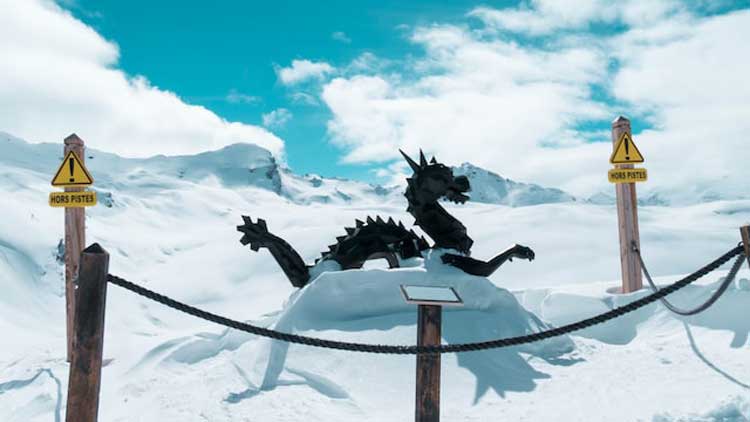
[49,191,97,207]
[608,168,648,184]
[610,132,644,164]
[51,151,94,187]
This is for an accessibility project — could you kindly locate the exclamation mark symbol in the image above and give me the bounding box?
[69,157,75,183]
[624,136,630,161]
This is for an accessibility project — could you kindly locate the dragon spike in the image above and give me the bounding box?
[345,227,355,235]
[430,156,437,164]
[336,235,347,243]
[399,149,421,173]
[387,217,395,225]
[355,219,365,228]
[376,216,385,224]
[419,149,427,167]
[398,221,405,229]
[328,244,337,252]
[366,216,375,224]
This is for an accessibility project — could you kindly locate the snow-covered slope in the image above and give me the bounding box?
[454,162,576,206]
[2,132,750,421]
[1,133,581,208]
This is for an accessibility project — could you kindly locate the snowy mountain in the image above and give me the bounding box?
[0,132,580,208]
[2,131,750,421]
[453,162,576,206]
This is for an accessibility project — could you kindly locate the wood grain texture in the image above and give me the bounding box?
[415,305,441,422]
[66,244,109,422]
[612,117,643,293]
[64,134,86,362]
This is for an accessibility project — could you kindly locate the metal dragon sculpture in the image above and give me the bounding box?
[237,150,535,288]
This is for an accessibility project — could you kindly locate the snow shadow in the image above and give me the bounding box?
[682,323,750,390]
[0,368,62,422]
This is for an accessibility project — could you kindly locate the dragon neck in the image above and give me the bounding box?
[405,185,473,253]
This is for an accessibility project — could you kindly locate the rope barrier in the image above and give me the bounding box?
[635,243,745,316]
[107,244,743,354]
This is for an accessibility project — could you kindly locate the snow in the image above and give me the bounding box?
[454,162,576,206]
[1,133,749,421]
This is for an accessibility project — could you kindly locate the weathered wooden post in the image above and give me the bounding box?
[64,134,86,361]
[415,305,441,422]
[66,243,109,422]
[611,116,643,293]
[740,225,750,269]
[400,285,463,422]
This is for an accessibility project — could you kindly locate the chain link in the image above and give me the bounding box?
[107,244,743,354]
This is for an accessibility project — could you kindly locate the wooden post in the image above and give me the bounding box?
[64,134,86,362]
[612,116,643,293]
[740,225,750,269]
[415,305,441,422]
[66,243,109,422]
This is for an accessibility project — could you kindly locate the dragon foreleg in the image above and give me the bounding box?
[441,244,535,277]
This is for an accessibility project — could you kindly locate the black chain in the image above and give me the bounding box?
[107,244,743,354]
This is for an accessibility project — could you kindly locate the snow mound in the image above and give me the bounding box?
[222,250,575,397]
[653,395,750,422]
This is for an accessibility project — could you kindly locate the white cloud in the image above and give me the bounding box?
[609,10,750,200]
[322,5,750,199]
[277,59,335,85]
[0,0,284,158]
[262,108,293,129]
[331,31,351,43]
[289,92,319,106]
[322,24,610,194]
[225,89,260,104]
[470,0,683,35]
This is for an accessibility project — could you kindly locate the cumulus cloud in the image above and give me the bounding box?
[0,0,284,158]
[322,24,610,194]
[321,3,750,199]
[277,59,335,85]
[262,108,293,129]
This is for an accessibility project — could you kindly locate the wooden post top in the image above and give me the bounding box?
[83,243,108,256]
[611,115,630,128]
[64,133,84,146]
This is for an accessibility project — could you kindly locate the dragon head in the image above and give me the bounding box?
[400,149,471,204]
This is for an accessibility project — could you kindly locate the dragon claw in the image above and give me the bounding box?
[511,244,535,262]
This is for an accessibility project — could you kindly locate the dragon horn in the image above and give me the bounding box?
[419,150,427,167]
[399,149,420,173]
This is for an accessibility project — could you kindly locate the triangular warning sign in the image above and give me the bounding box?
[610,132,644,164]
[51,151,94,187]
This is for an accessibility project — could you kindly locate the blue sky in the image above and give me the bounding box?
[64,0,507,181]
[2,0,749,197]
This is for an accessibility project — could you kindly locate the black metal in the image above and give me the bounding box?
[107,244,742,355]
[237,149,534,287]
